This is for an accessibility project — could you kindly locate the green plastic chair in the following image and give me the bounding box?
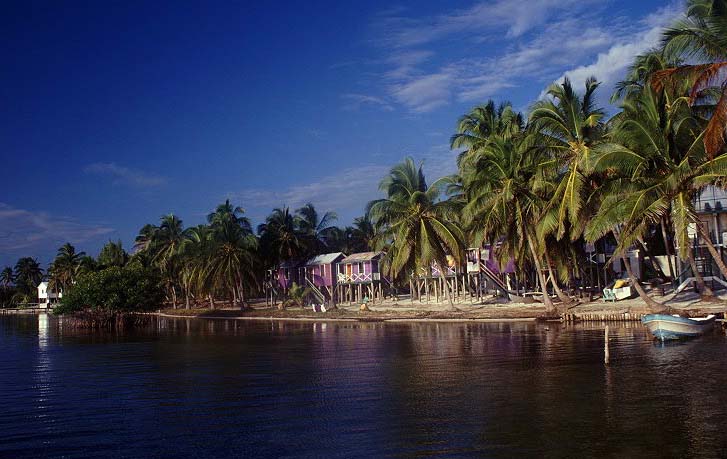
[602,288,616,302]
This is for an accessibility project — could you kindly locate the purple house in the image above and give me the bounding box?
[276,260,303,291]
[335,251,386,304]
[336,252,384,284]
[466,246,515,274]
[429,254,460,277]
[301,252,346,289]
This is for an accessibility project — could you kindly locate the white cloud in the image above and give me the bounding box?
[84,162,168,188]
[372,0,594,49]
[231,146,461,223]
[543,3,683,99]
[341,93,394,111]
[390,72,453,113]
[233,164,390,220]
[364,0,682,113]
[0,202,114,253]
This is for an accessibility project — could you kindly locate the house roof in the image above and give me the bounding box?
[305,252,345,266]
[339,251,384,263]
[279,259,303,269]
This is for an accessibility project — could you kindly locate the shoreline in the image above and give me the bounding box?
[6,291,725,324]
[156,311,539,323]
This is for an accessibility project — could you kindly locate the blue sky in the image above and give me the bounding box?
[0,0,679,268]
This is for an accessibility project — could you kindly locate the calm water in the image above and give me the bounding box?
[1,315,727,458]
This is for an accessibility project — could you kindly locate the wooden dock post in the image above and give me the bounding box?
[604,325,610,365]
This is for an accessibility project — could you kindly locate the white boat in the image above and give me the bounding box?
[641,314,716,341]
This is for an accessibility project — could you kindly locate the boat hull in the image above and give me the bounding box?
[641,314,715,341]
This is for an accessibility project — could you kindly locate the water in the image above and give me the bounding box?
[1,315,727,458]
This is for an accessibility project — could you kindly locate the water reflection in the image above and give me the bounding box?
[1,315,727,458]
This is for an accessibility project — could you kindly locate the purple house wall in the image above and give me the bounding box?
[301,252,345,288]
[466,246,515,274]
[336,252,384,283]
[276,261,303,290]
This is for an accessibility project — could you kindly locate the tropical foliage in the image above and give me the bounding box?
[5,1,727,315]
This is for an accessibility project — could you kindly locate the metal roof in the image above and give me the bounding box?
[305,252,346,266]
[339,251,384,263]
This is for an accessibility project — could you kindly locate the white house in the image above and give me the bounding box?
[37,282,61,309]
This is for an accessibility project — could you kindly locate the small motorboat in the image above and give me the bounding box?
[641,314,716,341]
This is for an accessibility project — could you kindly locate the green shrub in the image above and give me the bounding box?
[54,265,163,315]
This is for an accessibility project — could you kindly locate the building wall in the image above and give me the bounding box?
[303,264,335,287]
[277,267,300,290]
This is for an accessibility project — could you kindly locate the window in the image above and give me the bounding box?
[358,262,364,273]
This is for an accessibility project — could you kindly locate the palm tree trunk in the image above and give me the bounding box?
[660,217,676,282]
[436,264,455,311]
[543,250,571,304]
[208,294,215,309]
[526,232,557,314]
[686,249,714,297]
[171,286,177,309]
[696,221,727,281]
[636,239,668,281]
[620,255,665,313]
[237,275,246,310]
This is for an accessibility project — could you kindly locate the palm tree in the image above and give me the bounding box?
[659,0,727,156]
[296,203,337,254]
[208,199,253,233]
[451,100,524,167]
[368,157,464,309]
[13,257,43,296]
[98,240,128,268]
[258,207,307,266]
[152,214,190,307]
[284,282,312,309]
[134,224,159,253]
[612,50,682,103]
[530,76,606,241]
[588,85,727,300]
[206,219,258,308]
[459,131,559,313]
[319,226,353,254]
[351,214,377,252]
[0,267,13,288]
[49,243,86,292]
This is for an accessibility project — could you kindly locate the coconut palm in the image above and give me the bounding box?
[283,282,312,309]
[296,203,337,254]
[179,224,215,308]
[351,214,376,252]
[49,243,86,292]
[368,157,464,309]
[659,0,727,156]
[451,100,524,166]
[459,131,559,313]
[587,84,727,304]
[206,219,258,308]
[208,199,253,233]
[152,214,190,307]
[258,207,307,265]
[13,257,43,295]
[98,240,128,268]
[0,267,13,288]
[612,50,682,103]
[134,224,159,253]
[530,77,606,241]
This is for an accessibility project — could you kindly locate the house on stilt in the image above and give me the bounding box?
[466,246,515,300]
[301,252,346,304]
[335,251,386,304]
[411,255,469,303]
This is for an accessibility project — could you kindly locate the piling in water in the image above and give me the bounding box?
[604,325,610,365]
